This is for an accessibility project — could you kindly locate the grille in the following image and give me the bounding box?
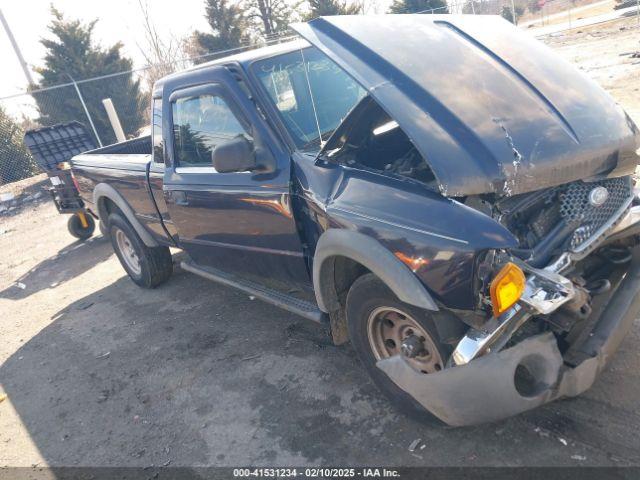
[559,176,633,251]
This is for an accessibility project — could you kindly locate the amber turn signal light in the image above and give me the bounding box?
[490,262,526,317]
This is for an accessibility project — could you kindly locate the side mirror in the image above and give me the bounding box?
[212,135,256,173]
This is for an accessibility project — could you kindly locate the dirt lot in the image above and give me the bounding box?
[544,16,640,125]
[1,19,640,468]
[520,0,616,28]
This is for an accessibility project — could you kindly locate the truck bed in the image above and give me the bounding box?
[85,136,151,156]
[71,152,150,173]
[70,135,171,245]
[71,135,151,173]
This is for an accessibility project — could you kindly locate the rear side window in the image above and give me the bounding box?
[171,94,250,168]
[152,98,164,163]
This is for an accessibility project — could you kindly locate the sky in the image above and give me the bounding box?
[0,0,217,98]
[0,0,390,101]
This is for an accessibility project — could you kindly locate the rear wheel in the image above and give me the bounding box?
[346,273,449,421]
[107,213,173,288]
[67,213,95,240]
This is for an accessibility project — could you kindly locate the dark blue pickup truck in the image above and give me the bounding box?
[70,15,640,426]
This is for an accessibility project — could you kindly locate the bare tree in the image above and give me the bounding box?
[360,0,380,14]
[137,0,190,90]
[247,0,298,38]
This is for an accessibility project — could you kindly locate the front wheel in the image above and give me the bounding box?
[346,273,450,422]
[107,213,173,288]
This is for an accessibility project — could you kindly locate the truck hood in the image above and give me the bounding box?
[291,15,640,197]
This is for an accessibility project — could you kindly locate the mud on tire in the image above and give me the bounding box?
[346,273,450,423]
[107,213,173,288]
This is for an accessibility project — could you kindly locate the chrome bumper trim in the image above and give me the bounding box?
[450,266,575,366]
[519,265,575,314]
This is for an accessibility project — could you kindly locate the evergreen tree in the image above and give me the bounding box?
[501,4,524,23]
[33,7,145,145]
[305,0,362,20]
[388,0,448,14]
[189,0,251,63]
[0,108,38,184]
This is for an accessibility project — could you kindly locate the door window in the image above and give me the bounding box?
[172,94,250,168]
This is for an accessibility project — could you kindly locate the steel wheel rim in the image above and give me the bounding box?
[367,306,443,374]
[115,228,141,275]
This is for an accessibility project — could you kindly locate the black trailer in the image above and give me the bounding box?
[24,122,97,239]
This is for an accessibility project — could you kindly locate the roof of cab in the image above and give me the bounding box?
[153,38,308,96]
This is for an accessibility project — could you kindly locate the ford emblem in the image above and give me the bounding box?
[588,186,609,207]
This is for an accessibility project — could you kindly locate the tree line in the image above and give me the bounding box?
[9,0,541,183]
[34,0,447,144]
[184,0,448,63]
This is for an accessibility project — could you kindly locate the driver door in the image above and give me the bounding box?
[162,69,309,285]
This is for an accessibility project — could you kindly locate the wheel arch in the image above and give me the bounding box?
[93,183,159,247]
[313,229,439,314]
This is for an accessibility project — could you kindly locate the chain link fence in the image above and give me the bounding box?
[0,74,147,185]
[1,1,638,186]
[0,36,291,186]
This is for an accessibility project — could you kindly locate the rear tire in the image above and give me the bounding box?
[107,213,173,288]
[67,213,95,240]
[346,273,450,422]
[98,219,108,237]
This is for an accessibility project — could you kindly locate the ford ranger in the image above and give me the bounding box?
[70,15,640,426]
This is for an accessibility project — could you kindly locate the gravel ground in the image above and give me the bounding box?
[543,16,640,126]
[1,19,640,468]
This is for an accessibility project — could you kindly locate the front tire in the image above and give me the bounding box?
[346,273,450,422]
[107,213,173,288]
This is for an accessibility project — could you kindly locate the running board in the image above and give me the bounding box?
[180,261,328,324]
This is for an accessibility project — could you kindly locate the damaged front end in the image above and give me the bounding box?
[378,177,640,426]
[289,13,640,425]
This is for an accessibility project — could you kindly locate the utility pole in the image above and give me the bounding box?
[0,7,35,86]
[510,0,518,25]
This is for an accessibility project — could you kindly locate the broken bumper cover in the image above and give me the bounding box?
[377,255,640,426]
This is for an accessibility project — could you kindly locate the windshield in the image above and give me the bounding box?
[252,47,366,153]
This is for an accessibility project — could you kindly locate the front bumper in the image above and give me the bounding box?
[377,254,640,426]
